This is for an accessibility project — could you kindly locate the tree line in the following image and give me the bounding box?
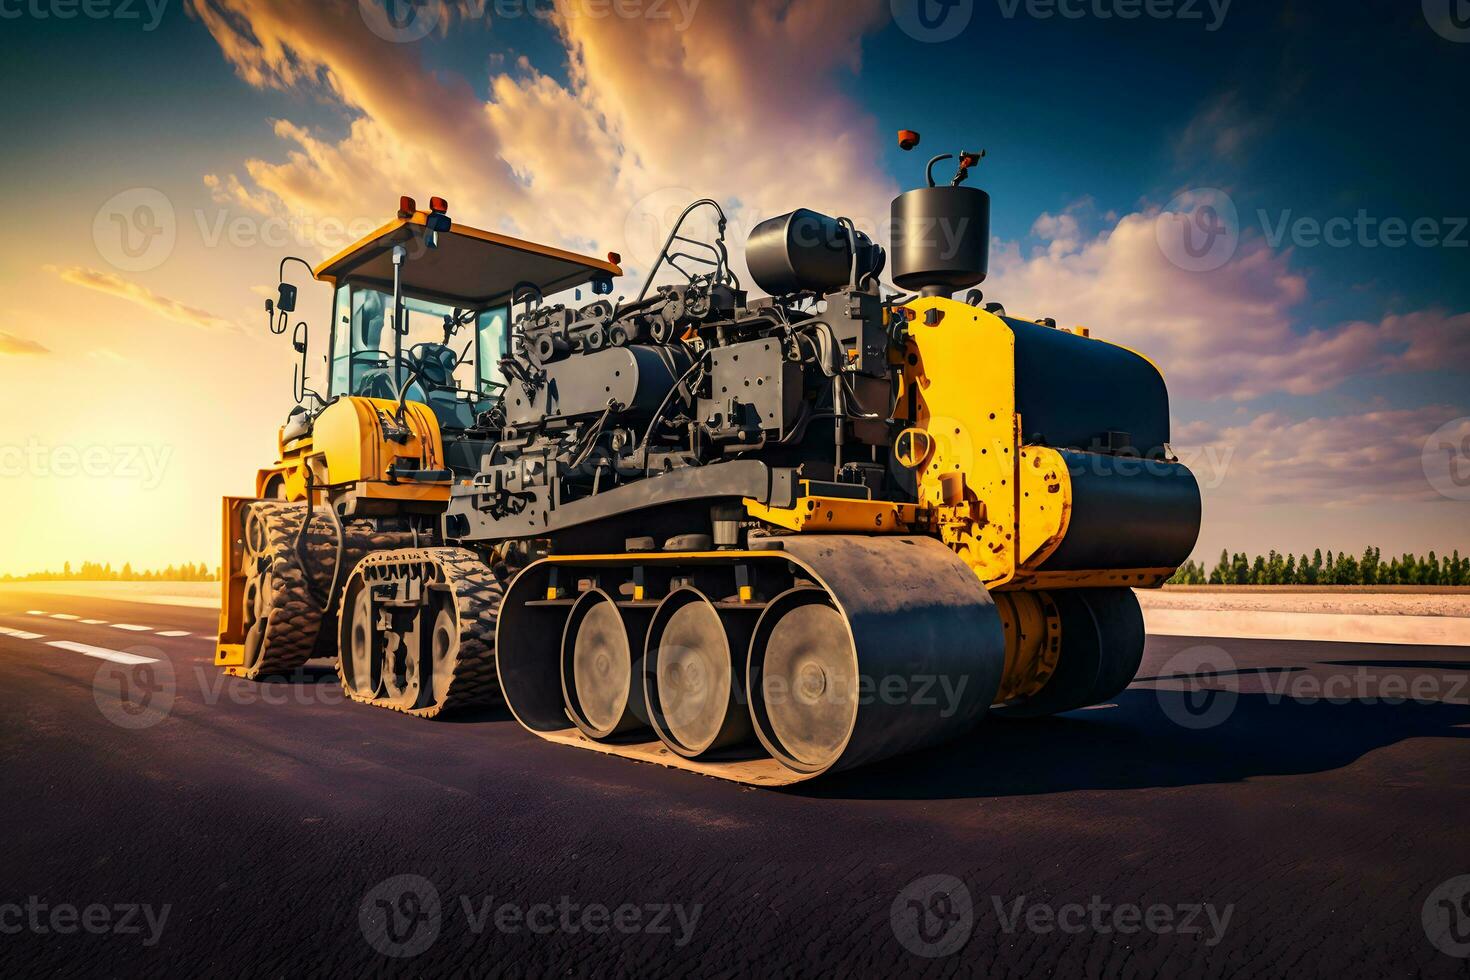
[1,561,218,583]
[1169,548,1469,587]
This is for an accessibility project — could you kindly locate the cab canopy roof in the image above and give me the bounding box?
[313,211,622,310]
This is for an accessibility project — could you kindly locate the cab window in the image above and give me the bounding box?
[477,306,508,393]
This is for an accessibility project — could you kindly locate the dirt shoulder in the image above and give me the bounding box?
[1142,588,1470,618]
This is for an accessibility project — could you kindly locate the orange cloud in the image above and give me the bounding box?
[47,265,235,332]
[0,331,49,355]
[185,0,896,278]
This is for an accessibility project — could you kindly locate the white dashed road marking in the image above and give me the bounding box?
[6,613,203,644]
[45,641,159,666]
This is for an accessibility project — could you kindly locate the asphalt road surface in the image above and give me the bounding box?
[2,585,1468,978]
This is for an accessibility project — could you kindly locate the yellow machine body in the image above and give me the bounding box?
[745,295,1200,593]
[896,296,1198,592]
[253,396,450,509]
[216,396,449,669]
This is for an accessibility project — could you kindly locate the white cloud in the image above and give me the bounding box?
[1177,405,1465,507]
[991,205,1470,402]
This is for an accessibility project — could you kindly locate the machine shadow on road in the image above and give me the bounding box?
[251,665,517,724]
[798,665,1470,802]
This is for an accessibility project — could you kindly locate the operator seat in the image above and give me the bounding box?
[409,344,476,430]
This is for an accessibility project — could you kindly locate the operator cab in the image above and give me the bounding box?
[312,198,622,435]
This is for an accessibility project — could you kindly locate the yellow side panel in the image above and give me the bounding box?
[744,495,920,533]
[215,496,253,668]
[310,396,449,501]
[902,299,1020,587]
[1014,445,1072,575]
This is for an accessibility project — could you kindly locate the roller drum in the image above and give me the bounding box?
[748,536,1006,776]
[644,588,756,758]
[561,590,651,740]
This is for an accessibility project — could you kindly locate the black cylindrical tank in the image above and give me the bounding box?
[890,186,990,295]
[746,208,883,296]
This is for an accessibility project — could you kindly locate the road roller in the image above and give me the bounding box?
[223,140,1200,785]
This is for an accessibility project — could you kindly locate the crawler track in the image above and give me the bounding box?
[337,548,502,718]
[235,501,416,679]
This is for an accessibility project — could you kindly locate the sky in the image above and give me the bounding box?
[1,0,1467,575]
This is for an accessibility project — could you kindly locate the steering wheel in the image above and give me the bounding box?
[349,350,418,397]
[405,342,460,388]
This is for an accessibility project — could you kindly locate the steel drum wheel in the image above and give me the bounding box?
[645,588,753,758]
[561,590,644,740]
[749,590,858,772]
